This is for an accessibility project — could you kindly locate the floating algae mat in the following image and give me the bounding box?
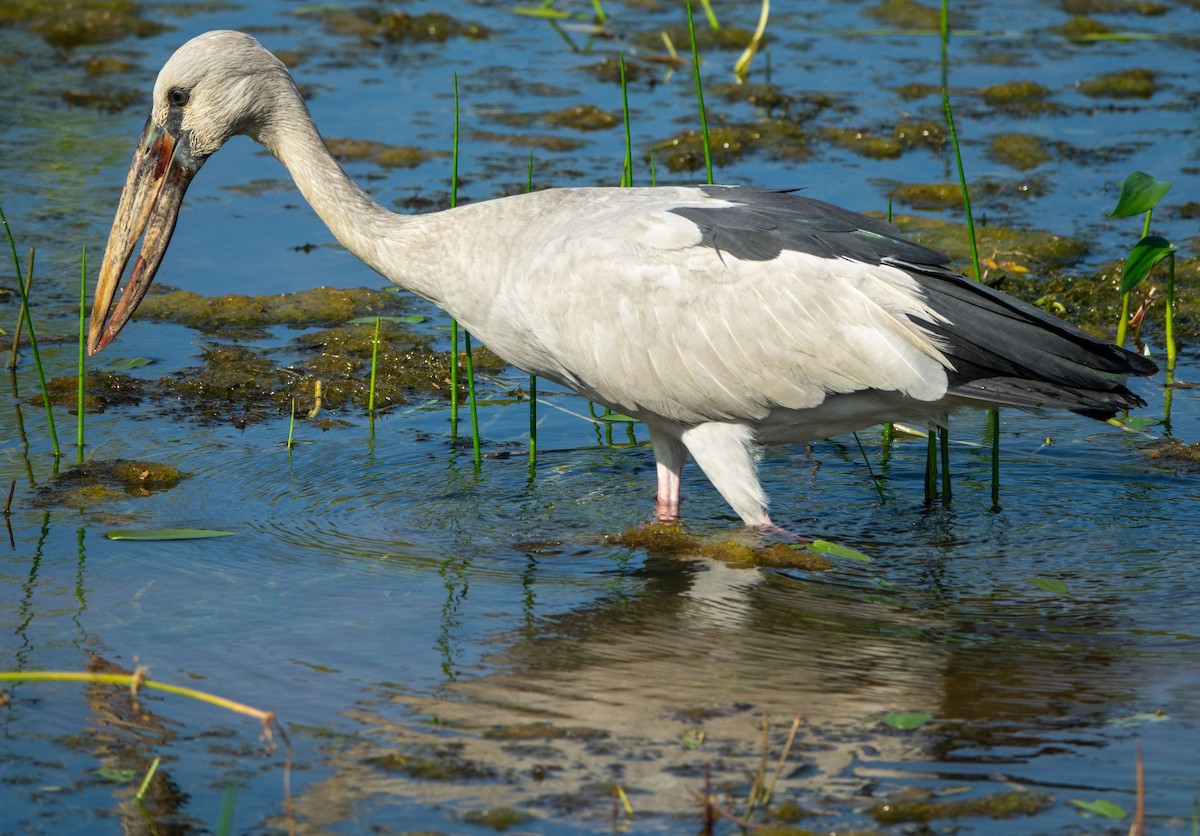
[36,459,186,509]
[48,288,506,425]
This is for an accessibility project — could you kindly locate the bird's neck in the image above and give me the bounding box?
[256,95,443,300]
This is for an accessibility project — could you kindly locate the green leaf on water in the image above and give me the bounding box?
[806,538,872,562]
[1109,171,1171,218]
[106,529,235,541]
[102,356,155,371]
[876,711,932,730]
[95,767,138,783]
[1120,235,1176,295]
[600,412,637,423]
[1069,798,1127,819]
[1028,576,1068,594]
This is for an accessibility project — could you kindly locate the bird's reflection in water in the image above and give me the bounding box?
[287,548,1137,829]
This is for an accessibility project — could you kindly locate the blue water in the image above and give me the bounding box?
[2,0,1199,833]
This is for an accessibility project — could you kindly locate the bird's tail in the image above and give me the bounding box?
[897,260,1157,420]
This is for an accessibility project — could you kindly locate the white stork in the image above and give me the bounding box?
[89,31,1156,528]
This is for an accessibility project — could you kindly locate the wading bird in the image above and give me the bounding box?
[89,31,1156,528]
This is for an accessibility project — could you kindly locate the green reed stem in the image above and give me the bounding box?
[685,0,714,184]
[698,0,720,29]
[0,670,276,724]
[944,76,996,503]
[368,315,380,414]
[620,53,633,186]
[1165,252,1176,372]
[287,397,295,448]
[135,757,161,801]
[77,247,86,462]
[591,0,606,24]
[0,205,59,458]
[8,252,32,371]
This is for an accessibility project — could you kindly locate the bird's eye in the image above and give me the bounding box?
[167,88,190,107]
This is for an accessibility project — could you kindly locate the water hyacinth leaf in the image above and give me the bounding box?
[1120,235,1176,295]
[102,356,155,371]
[106,529,235,541]
[876,711,932,730]
[806,538,872,562]
[1109,171,1171,218]
[95,767,138,783]
[1028,576,1068,594]
[1069,798,1127,819]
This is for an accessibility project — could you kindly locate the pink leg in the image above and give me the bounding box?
[654,460,682,522]
[649,429,687,523]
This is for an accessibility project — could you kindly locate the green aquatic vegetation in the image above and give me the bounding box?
[368,744,497,780]
[630,23,758,53]
[37,459,185,508]
[1062,0,1167,13]
[325,137,436,169]
[986,133,1051,171]
[866,0,945,30]
[1069,798,1127,819]
[652,120,810,174]
[1,206,58,456]
[297,6,490,44]
[612,524,833,571]
[821,126,905,159]
[979,80,1061,114]
[686,0,714,184]
[472,130,584,153]
[888,214,1090,274]
[543,104,620,131]
[1078,67,1156,98]
[135,286,410,328]
[482,722,607,741]
[1110,171,1174,361]
[0,0,166,49]
[870,789,1052,825]
[888,181,966,210]
[1055,14,1113,39]
[462,807,537,831]
[821,121,945,159]
[35,372,147,413]
[106,529,234,540]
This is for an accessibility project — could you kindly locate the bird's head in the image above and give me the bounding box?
[88,31,292,354]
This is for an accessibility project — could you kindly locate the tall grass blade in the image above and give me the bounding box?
[943,74,996,502]
[1165,252,1176,372]
[135,757,161,801]
[77,247,86,462]
[368,316,380,413]
[698,0,719,29]
[620,53,633,186]
[7,251,32,371]
[0,205,59,458]
[685,0,714,184]
[733,0,770,82]
[216,781,237,836]
[287,397,296,448]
